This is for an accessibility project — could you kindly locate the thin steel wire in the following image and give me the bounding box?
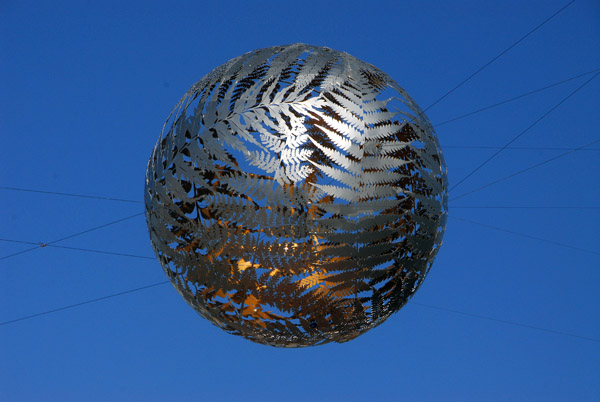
[0,212,144,261]
[0,186,142,204]
[409,301,600,343]
[0,281,170,327]
[2,279,598,344]
[450,216,600,256]
[450,71,600,192]
[444,145,599,151]
[424,0,577,112]
[450,206,600,209]
[0,239,154,260]
[450,139,600,201]
[434,67,600,127]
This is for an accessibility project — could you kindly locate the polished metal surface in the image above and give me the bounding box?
[145,43,448,347]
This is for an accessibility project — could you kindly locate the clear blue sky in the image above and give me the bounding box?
[1,1,599,401]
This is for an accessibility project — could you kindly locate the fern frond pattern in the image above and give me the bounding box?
[145,44,448,347]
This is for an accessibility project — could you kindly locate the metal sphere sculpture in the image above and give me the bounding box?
[145,44,448,347]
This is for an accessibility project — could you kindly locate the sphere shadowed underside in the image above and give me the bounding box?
[145,44,448,347]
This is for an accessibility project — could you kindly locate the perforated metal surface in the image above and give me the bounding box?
[145,44,448,347]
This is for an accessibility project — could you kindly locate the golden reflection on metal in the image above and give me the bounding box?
[145,44,448,347]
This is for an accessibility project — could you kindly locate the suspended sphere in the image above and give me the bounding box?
[145,44,448,347]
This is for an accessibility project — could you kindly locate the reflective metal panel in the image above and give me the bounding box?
[145,44,448,347]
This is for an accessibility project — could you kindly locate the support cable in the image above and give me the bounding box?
[450,71,599,192]
[409,301,600,343]
[0,239,154,260]
[0,212,144,261]
[450,138,600,201]
[450,215,600,256]
[0,186,142,204]
[451,206,600,210]
[434,66,600,127]
[443,145,599,151]
[2,279,598,344]
[424,0,577,112]
[0,281,170,327]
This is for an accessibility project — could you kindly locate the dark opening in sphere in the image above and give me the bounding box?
[145,44,448,347]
